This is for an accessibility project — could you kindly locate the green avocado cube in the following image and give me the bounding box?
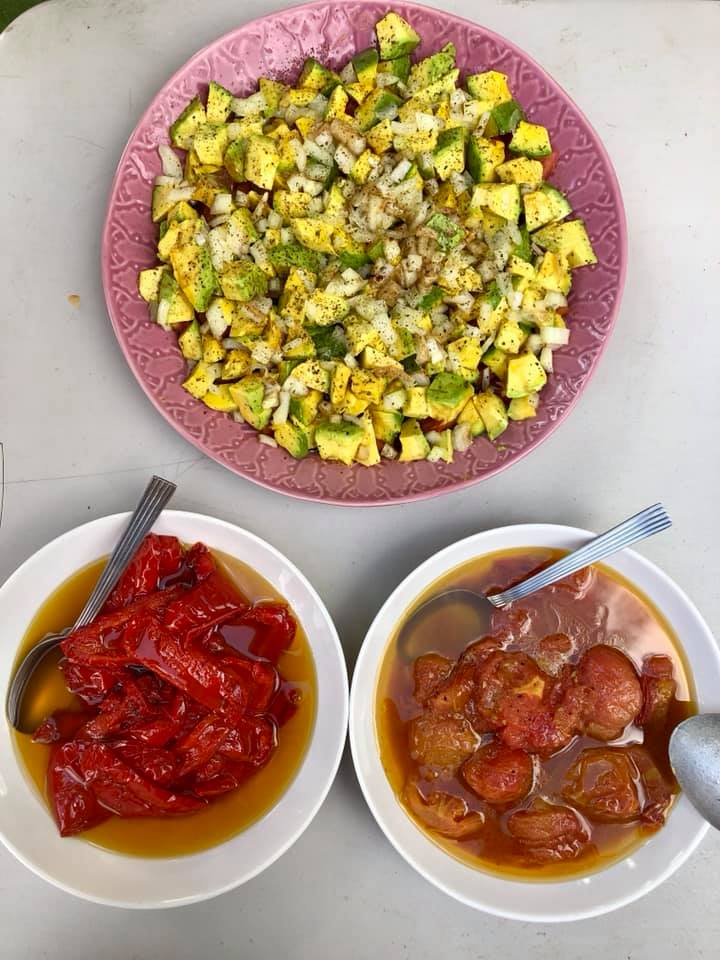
[207,81,233,123]
[274,420,310,459]
[315,420,365,465]
[505,353,548,398]
[407,43,456,94]
[426,212,465,251]
[355,89,402,131]
[433,127,466,181]
[375,12,420,60]
[228,375,272,430]
[220,260,268,302]
[427,372,473,423]
[509,120,552,158]
[170,96,207,149]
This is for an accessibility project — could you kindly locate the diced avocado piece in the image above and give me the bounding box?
[533,219,597,268]
[315,420,364,465]
[407,43,455,94]
[447,336,482,379]
[352,47,379,85]
[274,190,313,221]
[152,184,187,223]
[433,127,466,181]
[224,139,246,181]
[416,286,445,312]
[206,81,233,123]
[291,217,335,254]
[138,266,166,302]
[365,117,394,154]
[202,384,237,413]
[269,242,321,274]
[202,332,226,363]
[289,390,322,426]
[506,353,548,398]
[170,96,207,149]
[475,391,508,439]
[426,212,464,252]
[182,360,219,399]
[398,419,430,462]
[496,156,544,186]
[426,372,473,423]
[193,123,229,166]
[298,57,340,94]
[524,184,572,231]
[390,326,415,362]
[466,70,512,105]
[308,324,347,360]
[487,99,524,136]
[494,320,526,354]
[167,201,198,224]
[330,363,352,406]
[536,251,571,294]
[228,375,272,430]
[457,397,486,437]
[222,347,252,379]
[178,318,203,361]
[259,78,287,116]
[375,11,420,60]
[371,409,403,443]
[293,360,331,393]
[274,420,310,459]
[509,120,552,158]
[508,394,539,420]
[355,89,402,131]
[482,344,509,378]
[158,216,200,260]
[354,413,381,467]
[351,369,387,404]
[278,359,302,383]
[284,335,315,359]
[403,386,429,419]
[427,429,453,464]
[304,290,349,326]
[169,240,216,312]
[338,248,371,270]
[378,54,410,83]
[513,224,532,262]
[244,135,279,190]
[325,85,350,121]
[466,135,505,183]
[220,260,268,302]
[157,269,194,325]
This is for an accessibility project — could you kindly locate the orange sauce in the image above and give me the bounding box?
[12,550,316,858]
[376,548,695,881]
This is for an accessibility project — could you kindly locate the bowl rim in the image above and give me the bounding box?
[349,523,716,921]
[0,510,349,908]
[100,0,627,506]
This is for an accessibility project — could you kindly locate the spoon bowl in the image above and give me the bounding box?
[669,714,720,830]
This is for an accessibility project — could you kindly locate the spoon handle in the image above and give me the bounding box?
[72,475,176,628]
[487,503,672,608]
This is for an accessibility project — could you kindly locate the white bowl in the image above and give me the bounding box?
[0,510,348,908]
[350,524,720,922]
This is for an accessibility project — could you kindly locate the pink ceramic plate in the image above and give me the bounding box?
[102,0,626,506]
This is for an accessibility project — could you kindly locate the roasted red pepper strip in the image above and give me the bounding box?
[161,572,248,640]
[112,742,178,786]
[48,742,112,836]
[33,709,95,744]
[60,660,125,704]
[104,534,185,612]
[218,715,276,765]
[174,713,231,777]
[76,742,205,817]
[243,603,297,664]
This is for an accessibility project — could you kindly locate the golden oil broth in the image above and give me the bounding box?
[12,549,316,858]
[376,547,695,882]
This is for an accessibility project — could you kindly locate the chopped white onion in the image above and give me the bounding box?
[541,326,570,347]
[453,423,473,452]
[158,145,183,179]
[258,435,278,448]
[539,345,554,373]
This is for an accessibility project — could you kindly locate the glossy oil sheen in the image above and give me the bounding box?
[12,550,316,858]
[376,548,695,881]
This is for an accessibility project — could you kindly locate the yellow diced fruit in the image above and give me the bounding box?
[291,217,335,254]
[366,119,394,154]
[202,333,226,363]
[178,319,202,361]
[193,124,229,166]
[447,336,482,376]
[138,267,166,302]
[273,191,312,219]
[279,268,315,325]
[494,320,526,354]
[264,314,284,351]
[157,218,199,261]
[341,391,369,416]
[283,335,315,359]
[293,360,331,392]
[266,121,291,141]
[508,256,535,279]
[496,157,544,186]
[222,348,252,380]
[466,70,511,106]
[351,370,387,404]
[259,78,287,114]
[345,318,382,355]
[324,184,347,223]
[361,346,403,377]
[457,397,486,437]
[244,135,279,190]
[182,361,217,399]
[325,85,349,120]
[330,363,351,406]
[304,290,348,326]
[202,384,237,413]
[345,81,371,105]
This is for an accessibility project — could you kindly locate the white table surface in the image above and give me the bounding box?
[1,0,719,956]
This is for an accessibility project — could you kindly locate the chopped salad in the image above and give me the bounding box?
[137,10,597,467]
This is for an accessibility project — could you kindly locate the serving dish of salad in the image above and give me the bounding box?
[103,1,626,503]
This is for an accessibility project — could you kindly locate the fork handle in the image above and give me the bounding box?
[72,476,176,628]
[487,503,672,609]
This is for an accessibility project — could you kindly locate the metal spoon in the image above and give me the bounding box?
[669,715,720,830]
[6,475,176,732]
[397,503,672,660]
